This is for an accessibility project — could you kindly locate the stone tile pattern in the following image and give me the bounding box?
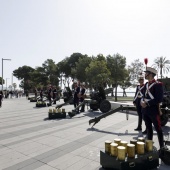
[0,97,169,170]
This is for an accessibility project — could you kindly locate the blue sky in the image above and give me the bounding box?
[0,0,170,88]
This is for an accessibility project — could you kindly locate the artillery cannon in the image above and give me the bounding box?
[55,87,73,109]
[89,87,112,113]
[89,105,170,127]
[89,78,170,127]
[68,87,113,118]
[89,92,170,127]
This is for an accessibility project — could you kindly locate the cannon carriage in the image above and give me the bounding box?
[89,78,170,127]
[89,87,112,113]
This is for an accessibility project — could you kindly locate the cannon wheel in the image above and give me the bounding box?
[161,113,169,126]
[99,100,111,113]
[90,103,99,111]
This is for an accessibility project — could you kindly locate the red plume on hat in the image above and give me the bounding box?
[144,58,148,65]
[144,58,148,71]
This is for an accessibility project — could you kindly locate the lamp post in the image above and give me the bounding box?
[2,58,11,91]
[6,78,10,90]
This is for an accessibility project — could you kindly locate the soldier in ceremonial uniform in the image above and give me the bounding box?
[79,82,86,112]
[47,85,52,104]
[141,67,164,149]
[40,88,43,101]
[133,75,147,133]
[52,86,57,104]
[73,81,80,112]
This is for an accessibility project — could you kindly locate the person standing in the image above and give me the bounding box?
[34,87,38,99]
[141,67,164,149]
[52,86,57,104]
[40,88,43,101]
[133,75,146,133]
[73,81,80,111]
[79,82,86,112]
[47,85,52,105]
[0,91,3,107]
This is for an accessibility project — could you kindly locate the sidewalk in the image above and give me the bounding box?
[0,97,169,170]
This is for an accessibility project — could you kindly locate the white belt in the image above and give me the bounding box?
[137,96,142,98]
[144,99,151,102]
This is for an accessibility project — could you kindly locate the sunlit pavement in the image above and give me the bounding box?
[0,97,169,170]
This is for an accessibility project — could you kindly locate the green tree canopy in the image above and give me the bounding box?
[106,53,128,101]
[85,58,111,88]
[0,77,4,85]
[128,59,145,87]
[13,65,35,90]
[75,55,92,83]
[29,66,49,89]
[42,59,59,86]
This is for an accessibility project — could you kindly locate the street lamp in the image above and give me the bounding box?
[1,58,11,91]
[6,78,10,90]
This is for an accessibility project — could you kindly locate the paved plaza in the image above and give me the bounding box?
[0,97,170,170]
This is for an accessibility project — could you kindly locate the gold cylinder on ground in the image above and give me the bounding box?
[138,137,145,143]
[114,138,121,146]
[110,143,118,156]
[120,141,128,153]
[130,139,137,151]
[117,146,126,161]
[145,140,153,152]
[49,109,52,113]
[105,140,112,154]
[57,108,61,113]
[62,108,65,112]
[53,109,56,113]
[127,144,135,158]
[137,142,145,155]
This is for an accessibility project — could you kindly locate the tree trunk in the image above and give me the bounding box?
[160,66,163,79]
[111,88,114,97]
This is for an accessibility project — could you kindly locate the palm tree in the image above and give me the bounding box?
[152,56,170,79]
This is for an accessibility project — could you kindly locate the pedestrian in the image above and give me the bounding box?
[40,88,43,101]
[0,91,3,107]
[141,66,164,149]
[47,85,52,105]
[25,90,29,99]
[73,81,80,112]
[133,75,147,133]
[52,86,57,104]
[34,87,38,99]
[79,82,86,112]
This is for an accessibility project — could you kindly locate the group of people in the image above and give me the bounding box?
[47,86,60,104]
[73,81,86,113]
[0,90,24,108]
[33,86,61,105]
[133,66,165,149]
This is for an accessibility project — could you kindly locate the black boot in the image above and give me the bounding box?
[142,129,147,134]
[134,127,142,131]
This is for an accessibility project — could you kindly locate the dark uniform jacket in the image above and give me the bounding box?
[142,79,163,115]
[133,84,145,105]
[79,87,86,102]
[74,86,80,102]
[133,84,145,113]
